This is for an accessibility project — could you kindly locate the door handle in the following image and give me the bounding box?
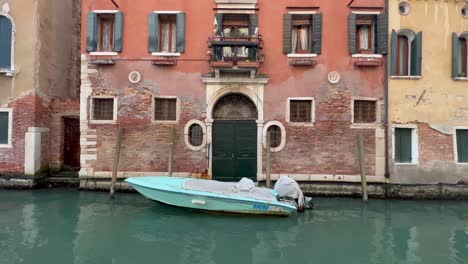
[232,153,235,159]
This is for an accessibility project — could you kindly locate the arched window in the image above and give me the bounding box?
[452,33,468,79]
[267,125,281,148]
[189,124,203,147]
[391,29,422,77]
[0,13,13,73]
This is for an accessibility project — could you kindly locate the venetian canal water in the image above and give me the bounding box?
[0,189,467,264]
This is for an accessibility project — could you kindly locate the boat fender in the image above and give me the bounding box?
[297,192,305,213]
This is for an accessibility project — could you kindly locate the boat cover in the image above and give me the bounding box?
[182,178,278,202]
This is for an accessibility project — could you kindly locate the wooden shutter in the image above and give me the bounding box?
[249,14,258,36]
[283,14,292,54]
[452,32,460,79]
[311,14,322,54]
[0,16,12,69]
[215,14,223,36]
[348,13,356,54]
[113,12,124,52]
[410,31,422,76]
[148,13,159,53]
[86,12,98,52]
[376,14,388,54]
[0,112,8,144]
[390,30,397,76]
[395,128,412,163]
[176,13,186,53]
[457,130,468,163]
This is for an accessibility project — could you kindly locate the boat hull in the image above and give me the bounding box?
[126,177,296,216]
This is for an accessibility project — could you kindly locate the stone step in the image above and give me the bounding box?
[45,177,79,188]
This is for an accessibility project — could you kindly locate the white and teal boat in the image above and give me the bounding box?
[125,176,298,216]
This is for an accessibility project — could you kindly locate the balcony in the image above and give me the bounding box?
[208,34,264,76]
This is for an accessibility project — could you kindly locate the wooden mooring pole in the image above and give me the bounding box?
[110,127,124,199]
[266,132,271,188]
[168,127,175,176]
[357,134,368,201]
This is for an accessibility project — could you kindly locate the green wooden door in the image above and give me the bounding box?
[456,129,468,163]
[213,120,257,181]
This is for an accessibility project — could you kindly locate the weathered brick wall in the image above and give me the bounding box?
[418,124,454,166]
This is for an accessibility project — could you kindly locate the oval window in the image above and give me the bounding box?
[462,6,468,18]
[189,124,203,147]
[267,125,281,148]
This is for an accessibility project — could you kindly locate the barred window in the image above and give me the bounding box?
[354,100,376,123]
[267,125,281,148]
[290,100,312,122]
[154,98,177,121]
[189,124,203,147]
[92,98,115,121]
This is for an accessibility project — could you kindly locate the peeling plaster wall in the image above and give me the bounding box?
[388,0,468,184]
[0,0,38,107]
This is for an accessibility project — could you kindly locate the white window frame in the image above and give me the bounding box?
[392,124,419,165]
[152,95,180,123]
[89,10,119,56]
[184,120,207,151]
[0,108,13,148]
[351,97,380,129]
[287,12,317,57]
[89,96,118,124]
[286,97,315,126]
[0,12,15,76]
[263,121,286,152]
[453,126,468,165]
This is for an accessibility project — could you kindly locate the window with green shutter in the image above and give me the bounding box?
[0,111,10,145]
[0,15,13,70]
[283,13,322,55]
[148,13,185,54]
[452,33,468,78]
[348,13,387,55]
[390,30,422,77]
[86,12,123,53]
[395,128,413,163]
[456,129,468,163]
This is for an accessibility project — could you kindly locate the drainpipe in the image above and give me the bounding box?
[384,0,390,180]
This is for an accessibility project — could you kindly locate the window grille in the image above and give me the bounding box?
[290,100,312,122]
[154,98,177,121]
[267,125,281,148]
[189,124,203,147]
[92,98,114,120]
[354,100,376,123]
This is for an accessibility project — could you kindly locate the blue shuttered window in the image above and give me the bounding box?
[395,128,413,163]
[0,111,10,145]
[456,130,468,163]
[0,15,13,70]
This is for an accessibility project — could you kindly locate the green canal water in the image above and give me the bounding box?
[0,189,467,264]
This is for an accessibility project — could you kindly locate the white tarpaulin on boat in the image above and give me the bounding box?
[274,175,302,199]
[182,178,278,202]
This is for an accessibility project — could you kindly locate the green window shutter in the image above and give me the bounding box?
[311,13,322,54]
[390,30,397,75]
[148,13,159,53]
[215,14,223,36]
[376,14,388,54]
[86,12,98,52]
[113,12,124,52]
[452,32,460,79]
[0,112,9,144]
[457,130,468,163]
[283,14,292,54]
[348,13,356,54]
[395,128,412,163]
[249,14,258,36]
[176,13,186,53]
[0,16,12,69]
[410,31,422,76]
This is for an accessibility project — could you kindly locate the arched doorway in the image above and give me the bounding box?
[212,93,258,181]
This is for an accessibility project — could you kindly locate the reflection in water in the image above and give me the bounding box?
[0,190,467,264]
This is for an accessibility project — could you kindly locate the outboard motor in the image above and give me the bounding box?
[274,175,314,212]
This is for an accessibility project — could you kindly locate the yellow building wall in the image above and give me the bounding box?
[0,0,38,107]
[389,0,468,126]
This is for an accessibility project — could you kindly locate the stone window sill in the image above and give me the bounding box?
[0,70,14,77]
[390,75,422,80]
[395,162,419,166]
[350,123,378,129]
[90,52,118,56]
[152,120,179,124]
[287,122,315,127]
[287,53,317,58]
[151,52,181,57]
[453,77,468,81]
[89,120,116,125]
[0,144,12,148]
[351,54,382,58]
